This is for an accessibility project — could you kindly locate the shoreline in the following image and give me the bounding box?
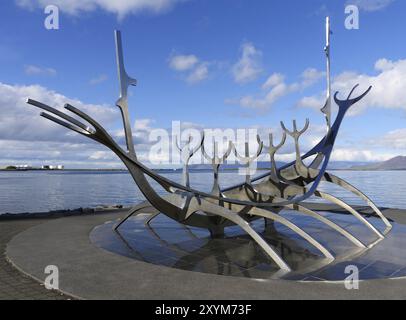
[0,205,128,221]
[2,168,406,173]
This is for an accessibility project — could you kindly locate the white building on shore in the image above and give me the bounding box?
[15,165,32,170]
[41,165,64,170]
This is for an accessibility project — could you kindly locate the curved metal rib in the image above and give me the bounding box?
[114,202,155,230]
[242,180,366,248]
[266,176,385,240]
[314,190,384,239]
[247,206,334,260]
[283,202,366,248]
[145,211,161,226]
[196,199,292,271]
[40,112,90,136]
[274,167,389,238]
[323,172,392,229]
[28,99,94,133]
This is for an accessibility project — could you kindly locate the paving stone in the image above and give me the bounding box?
[0,219,72,300]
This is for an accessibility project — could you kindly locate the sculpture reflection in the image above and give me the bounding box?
[91,211,406,281]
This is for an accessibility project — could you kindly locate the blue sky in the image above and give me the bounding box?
[0,0,405,168]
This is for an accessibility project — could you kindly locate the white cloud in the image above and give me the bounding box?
[169,54,210,84]
[262,73,285,90]
[229,68,324,112]
[301,68,325,87]
[374,58,395,71]
[89,150,116,160]
[369,128,406,150]
[16,0,186,19]
[0,82,125,168]
[298,58,406,116]
[134,119,155,130]
[89,74,108,85]
[186,63,209,84]
[296,94,325,109]
[232,42,263,84]
[0,82,119,143]
[331,148,397,162]
[169,55,198,71]
[263,123,400,162]
[24,65,56,76]
[346,0,394,12]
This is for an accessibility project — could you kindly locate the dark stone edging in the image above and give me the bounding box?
[0,205,127,221]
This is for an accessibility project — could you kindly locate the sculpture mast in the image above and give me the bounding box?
[115,30,137,156]
[321,16,332,130]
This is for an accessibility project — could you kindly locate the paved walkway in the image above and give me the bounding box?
[0,219,72,300]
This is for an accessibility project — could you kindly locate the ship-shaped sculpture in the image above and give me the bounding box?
[27,18,392,272]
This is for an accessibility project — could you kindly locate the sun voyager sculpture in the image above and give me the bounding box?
[27,18,392,273]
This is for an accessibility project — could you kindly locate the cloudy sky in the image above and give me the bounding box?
[0,0,405,168]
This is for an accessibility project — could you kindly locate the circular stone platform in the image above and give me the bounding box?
[6,204,406,299]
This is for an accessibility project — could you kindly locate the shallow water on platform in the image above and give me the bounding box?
[91,212,406,281]
[0,170,405,214]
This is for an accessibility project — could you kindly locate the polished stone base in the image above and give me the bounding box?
[91,210,405,281]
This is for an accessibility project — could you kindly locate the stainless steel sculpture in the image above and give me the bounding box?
[321,16,332,129]
[26,18,392,272]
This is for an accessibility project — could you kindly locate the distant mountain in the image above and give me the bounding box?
[350,156,406,171]
[188,160,370,171]
[327,161,372,170]
[189,161,286,171]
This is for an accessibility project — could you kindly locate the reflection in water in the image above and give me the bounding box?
[90,210,406,281]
